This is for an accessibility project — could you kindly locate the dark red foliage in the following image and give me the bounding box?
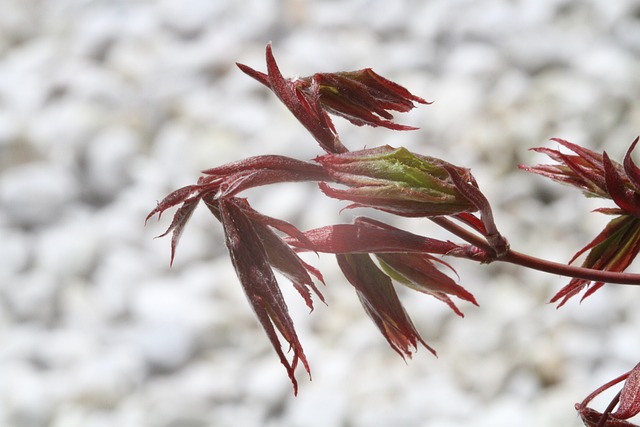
[237,44,429,153]
[523,138,640,305]
[287,216,477,318]
[576,363,640,427]
[148,49,453,392]
[520,138,610,198]
[215,197,316,394]
[614,364,640,421]
[336,253,436,358]
[578,407,638,427]
[286,217,459,255]
[149,43,640,410]
[551,215,640,307]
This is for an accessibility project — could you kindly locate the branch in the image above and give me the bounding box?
[503,250,640,286]
[431,216,640,286]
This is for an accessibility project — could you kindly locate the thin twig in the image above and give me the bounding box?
[431,216,640,286]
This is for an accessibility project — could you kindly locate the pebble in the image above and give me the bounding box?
[0,162,79,227]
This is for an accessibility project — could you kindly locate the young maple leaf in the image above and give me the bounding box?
[287,216,478,351]
[146,184,212,266]
[376,252,477,317]
[337,252,436,358]
[316,146,508,256]
[146,155,329,265]
[613,363,640,422]
[603,137,640,217]
[578,407,638,427]
[208,196,324,394]
[522,137,640,305]
[286,216,460,255]
[237,44,429,153]
[147,155,334,393]
[299,69,430,131]
[551,214,640,307]
[316,145,477,217]
[520,138,611,198]
[576,363,640,427]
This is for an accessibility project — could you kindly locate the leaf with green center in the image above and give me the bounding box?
[316,146,477,217]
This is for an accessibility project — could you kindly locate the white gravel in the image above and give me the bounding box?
[2,1,640,426]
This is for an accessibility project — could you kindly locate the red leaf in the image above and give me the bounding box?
[578,407,639,427]
[155,197,200,267]
[312,72,422,131]
[219,198,310,394]
[264,44,343,153]
[336,253,436,358]
[552,215,640,307]
[286,221,459,255]
[520,139,610,198]
[146,185,205,224]
[250,214,325,310]
[199,155,331,198]
[236,62,270,88]
[604,152,640,216]
[240,45,430,152]
[376,252,477,317]
[358,67,429,108]
[201,155,325,177]
[623,137,640,192]
[613,363,640,420]
[549,138,606,170]
[317,73,396,119]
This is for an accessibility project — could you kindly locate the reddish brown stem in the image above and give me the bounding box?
[431,216,640,286]
[596,390,622,427]
[502,250,640,286]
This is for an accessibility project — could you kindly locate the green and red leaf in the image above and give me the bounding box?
[336,253,436,358]
[551,215,640,307]
[376,252,477,317]
[316,146,477,217]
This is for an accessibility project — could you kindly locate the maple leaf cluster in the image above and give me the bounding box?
[148,44,640,423]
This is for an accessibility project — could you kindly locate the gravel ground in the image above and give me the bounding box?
[2,1,640,426]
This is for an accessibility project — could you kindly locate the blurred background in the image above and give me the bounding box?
[1,0,640,426]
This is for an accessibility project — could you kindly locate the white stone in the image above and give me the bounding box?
[0,227,30,280]
[0,162,78,226]
[84,126,141,201]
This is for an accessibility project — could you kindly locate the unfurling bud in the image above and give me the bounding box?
[316,145,478,217]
